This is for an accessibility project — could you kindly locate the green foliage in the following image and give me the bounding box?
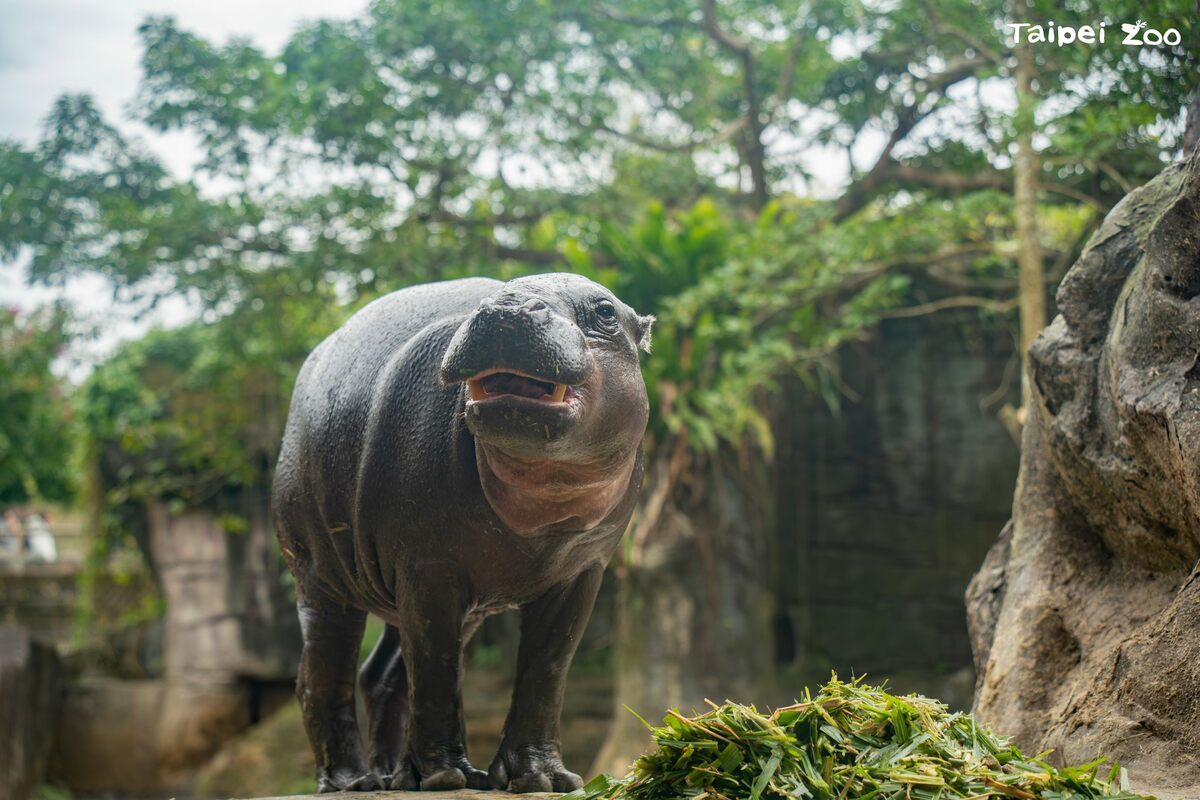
[609,199,905,455]
[578,183,1096,455]
[33,785,73,800]
[77,291,341,555]
[0,304,75,504]
[569,677,1149,800]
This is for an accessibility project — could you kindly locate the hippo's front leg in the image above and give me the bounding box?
[295,596,381,793]
[490,566,604,793]
[398,573,491,791]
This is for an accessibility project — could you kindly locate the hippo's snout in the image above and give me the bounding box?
[439,292,594,400]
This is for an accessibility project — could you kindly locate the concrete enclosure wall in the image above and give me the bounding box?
[774,313,1020,703]
[0,626,62,800]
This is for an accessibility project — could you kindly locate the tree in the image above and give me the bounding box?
[1012,1,1047,405]
[0,304,74,506]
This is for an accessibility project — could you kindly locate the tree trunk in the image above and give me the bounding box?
[966,152,1200,792]
[1013,35,1045,405]
[1184,90,1200,155]
[741,60,769,210]
[591,447,776,776]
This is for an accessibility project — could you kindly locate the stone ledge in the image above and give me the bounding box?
[240,786,1198,800]
[247,793,558,800]
[1136,786,1198,800]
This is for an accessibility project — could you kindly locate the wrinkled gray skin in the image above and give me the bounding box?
[273,274,652,793]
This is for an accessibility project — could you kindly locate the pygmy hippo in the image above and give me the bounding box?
[272,274,653,793]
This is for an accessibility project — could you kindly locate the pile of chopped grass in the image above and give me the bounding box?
[568,677,1150,800]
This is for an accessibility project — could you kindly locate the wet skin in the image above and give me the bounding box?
[272,274,652,793]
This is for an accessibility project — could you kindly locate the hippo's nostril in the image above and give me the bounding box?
[490,294,523,309]
[485,293,549,314]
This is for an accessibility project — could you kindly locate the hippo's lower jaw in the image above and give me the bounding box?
[465,368,572,404]
[459,366,585,454]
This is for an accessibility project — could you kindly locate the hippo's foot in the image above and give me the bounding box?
[414,754,491,791]
[316,767,384,793]
[373,757,420,791]
[489,743,584,793]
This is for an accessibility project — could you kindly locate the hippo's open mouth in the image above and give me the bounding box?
[466,369,571,404]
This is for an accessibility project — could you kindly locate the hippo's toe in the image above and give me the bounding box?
[464,765,493,789]
[490,744,583,793]
[551,769,584,792]
[420,767,466,791]
[510,773,554,793]
[316,768,383,793]
[508,768,582,794]
[417,757,490,791]
[385,761,420,791]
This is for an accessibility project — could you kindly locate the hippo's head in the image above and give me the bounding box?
[439,274,653,531]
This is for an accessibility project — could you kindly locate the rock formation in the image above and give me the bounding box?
[967,152,1200,790]
[49,494,302,797]
[0,626,62,800]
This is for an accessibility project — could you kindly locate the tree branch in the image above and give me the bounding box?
[562,109,748,154]
[701,0,751,54]
[887,164,1009,191]
[772,29,806,108]
[414,209,548,226]
[879,295,1017,319]
[700,0,766,207]
[833,56,991,221]
[922,1,1008,66]
[1040,182,1109,213]
[590,5,692,31]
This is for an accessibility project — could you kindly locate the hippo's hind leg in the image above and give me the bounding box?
[296,594,381,793]
[490,566,604,793]
[358,622,419,790]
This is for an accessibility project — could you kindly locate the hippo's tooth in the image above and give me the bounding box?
[468,380,487,401]
[550,383,567,403]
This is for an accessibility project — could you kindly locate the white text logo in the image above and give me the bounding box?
[1006,20,1182,47]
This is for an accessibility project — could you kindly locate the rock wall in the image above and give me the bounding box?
[0,626,62,800]
[967,152,1200,790]
[592,450,777,775]
[0,561,160,676]
[48,491,303,797]
[150,490,300,686]
[775,311,1020,705]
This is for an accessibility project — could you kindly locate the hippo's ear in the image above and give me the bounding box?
[636,314,655,353]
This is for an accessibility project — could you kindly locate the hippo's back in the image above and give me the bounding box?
[293,277,501,415]
[273,277,501,594]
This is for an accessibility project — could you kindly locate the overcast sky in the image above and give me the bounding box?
[0,0,367,375]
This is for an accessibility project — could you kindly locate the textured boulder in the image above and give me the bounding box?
[49,677,249,796]
[967,152,1200,790]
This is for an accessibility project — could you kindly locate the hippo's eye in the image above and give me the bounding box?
[595,301,617,320]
